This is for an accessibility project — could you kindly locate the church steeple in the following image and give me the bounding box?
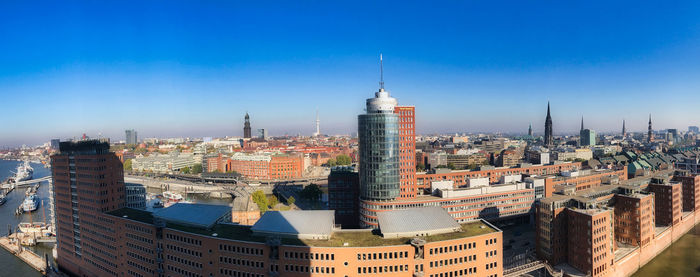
[528,123,533,137]
[622,119,626,137]
[544,102,553,147]
[647,114,653,143]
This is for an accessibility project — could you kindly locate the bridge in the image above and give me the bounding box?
[13,176,51,187]
[504,260,562,277]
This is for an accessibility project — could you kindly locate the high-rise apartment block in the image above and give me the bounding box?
[395,106,417,199]
[51,140,126,276]
[580,129,596,146]
[125,129,138,145]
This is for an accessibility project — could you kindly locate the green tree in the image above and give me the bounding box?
[123,159,133,171]
[300,184,322,201]
[180,167,190,174]
[335,154,352,165]
[326,158,337,167]
[447,162,456,170]
[191,163,203,174]
[287,196,296,206]
[416,163,425,171]
[251,190,269,213]
[268,195,279,208]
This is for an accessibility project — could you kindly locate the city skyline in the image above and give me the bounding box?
[2,1,700,146]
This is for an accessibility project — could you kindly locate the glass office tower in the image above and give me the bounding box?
[358,87,400,201]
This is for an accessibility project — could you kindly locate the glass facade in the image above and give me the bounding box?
[358,113,400,201]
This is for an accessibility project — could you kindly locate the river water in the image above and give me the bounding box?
[0,159,52,277]
[632,224,700,276]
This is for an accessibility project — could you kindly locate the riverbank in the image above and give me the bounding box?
[611,209,700,277]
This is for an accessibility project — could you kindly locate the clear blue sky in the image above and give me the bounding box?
[1,1,700,146]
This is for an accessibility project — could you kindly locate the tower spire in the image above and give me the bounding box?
[622,119,626,137]
[379,53,384,90]
[580,116,584,131]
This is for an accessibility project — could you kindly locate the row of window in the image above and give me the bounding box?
[167,265,201,277]
[430,255,477,268]
[219,244,263,256]
[357,251,409,261]
[166,233,202,246]
[219,256,263,268]
[219,268,264,277]
[285,251,335,260]
[430,243,476,255]
[285,264,335,274]
[358,265,409,274]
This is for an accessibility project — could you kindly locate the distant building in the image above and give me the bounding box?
[258,128,268,140]
[243,112,251,138]
[648,114,654,143]
[327,166,360,228]
[125,183,146,210]
[125,129,138,145]
[50,139,60,150]
[580,129,596,146]
[544,102,554,147]
[689,126,699,133]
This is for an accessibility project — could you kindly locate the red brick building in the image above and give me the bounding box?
[566,208,614,277]
[228,152,304,180]
[648,182,682,226]
[395,106,417,199]
[673,174,700,212]
[51,140,126,276]
[613,193,654,247]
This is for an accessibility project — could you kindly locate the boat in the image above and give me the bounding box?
[18,222,48,233]
[162,191,183,202]
[14,161,33,182]
[22,194,39,212]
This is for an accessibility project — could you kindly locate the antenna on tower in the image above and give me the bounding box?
[379,53,384,90]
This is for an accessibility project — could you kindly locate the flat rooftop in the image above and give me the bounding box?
[377,207,460,237]
[107,208,498,247]
[251,210,334,238]
[155,203,232,229]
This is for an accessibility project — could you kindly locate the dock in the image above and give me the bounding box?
[0,236,47,274]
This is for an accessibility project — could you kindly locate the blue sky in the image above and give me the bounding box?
[1,1,700,146]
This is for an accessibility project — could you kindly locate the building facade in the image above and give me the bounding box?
[358,86,400,201]
[395,106,417,199]
[125,129,138,145]
[327,166,360,228]
[51,140,126,276]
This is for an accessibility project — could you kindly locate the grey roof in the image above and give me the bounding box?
[251,210,334,237]
[155,203,231,229]
[377,207,460,235]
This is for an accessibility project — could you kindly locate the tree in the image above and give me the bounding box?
[181,167,190,174]
[251,190,269,213]
[123,159,133,171]
[191,163,203,174]
[335,154,352,165]
[447,162,456,170]
[416,163,425,171]
[287,196,296,206]
[325,158,337,167]
[268,195,279,208]
[300,184,322,201]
